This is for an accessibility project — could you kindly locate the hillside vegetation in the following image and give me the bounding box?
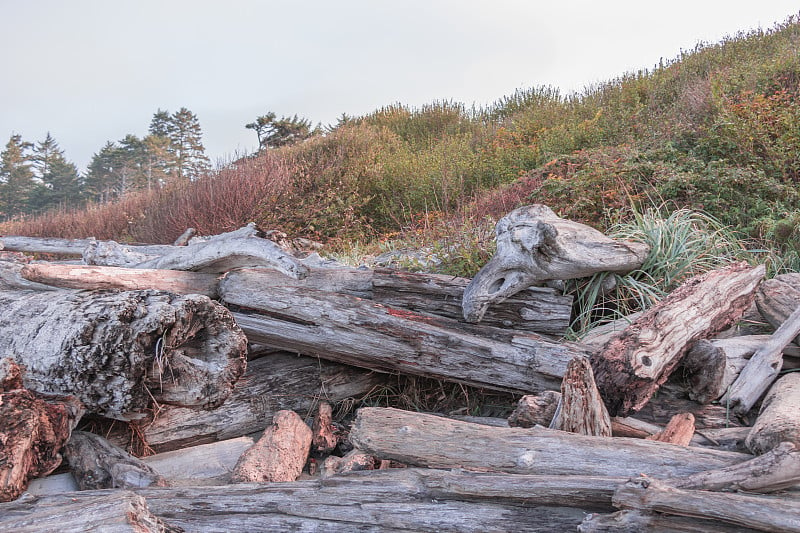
[4,16,800,277]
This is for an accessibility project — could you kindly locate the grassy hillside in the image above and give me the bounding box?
[4,16,800,273]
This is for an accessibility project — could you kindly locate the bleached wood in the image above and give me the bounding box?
[0,490,178,532]
[724,304,800,415]
[21,263,220,297]
[348,407,750,478]
[612,478,800,532]
[462,204,649,322]
[0,289,247,419]
[0,235,173,257]
[591,262,765,417]
[225,284,589,394]
[746,372,800,454]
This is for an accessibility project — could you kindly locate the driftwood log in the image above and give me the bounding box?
[556,356,612,436]
[348,407,750,478]
[231,410,312,483]
[745,372,800,454]
[645,413,695,446]
[0,235,173,257]
[107,352,383,453]
[0,380,84,501]
[462,204,649,322]
[64,431,168,490]
[579,509,761,533]
[723,303,800,415]
[590,262,765,417]
[223,284,590,394]
[757,273,800,343]
[609,477,800,532]
[0,289,247,419]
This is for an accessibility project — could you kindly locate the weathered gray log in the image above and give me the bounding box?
[0,257,60,291]
[724,303,800,415]
[107,352,384,453]
[675,441,800,493]
[0,234,174,257]
[611,477,800,532]
[0,490,180,532]
[746,372,800,454]
[756,273,800,344]
[224,284,590,394]
[372,267,573,335]
[646,413,695,446]
[131,469,620,531]
[221,265,373,298]
[579,509,761,532]
[21,263,220,297]
[0,378,84,502]
[348,407,750,478]
[85,224,309,278]
[579,312,642,348]
[172,228,196,246]
[556,356,612,436]
[320,450,378,478]
[0,289,247,419]
[462,204,649,323]
[591,262,765,417]
[64,431,167,490]
[231,410,312,483]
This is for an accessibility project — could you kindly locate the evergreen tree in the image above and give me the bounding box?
[28,133,81,210]
[246,112,314,150]
[84,141,128,201]
[0,134,35,217]
[149,109,172,138]
[165,108,210,181]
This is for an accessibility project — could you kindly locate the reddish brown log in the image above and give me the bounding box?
[231,410,312,483]
[590,263,765,417]
[646,413,696,446]
[0,380,84,502]
[311,402,339,456]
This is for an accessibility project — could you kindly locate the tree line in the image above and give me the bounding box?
[0,107,210,219]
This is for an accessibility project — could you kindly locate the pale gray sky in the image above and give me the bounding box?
[1,1,798,171]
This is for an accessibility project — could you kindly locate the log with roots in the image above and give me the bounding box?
[462,204,650,323]
[0,289,247,420]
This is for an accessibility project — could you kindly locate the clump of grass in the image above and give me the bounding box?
[569,207,751,337]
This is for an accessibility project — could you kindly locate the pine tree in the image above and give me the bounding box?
[84,141,128,201]
[0,134,35,217]
[246,112,314,150]
[166,108,210,181]
[28,133,81,210]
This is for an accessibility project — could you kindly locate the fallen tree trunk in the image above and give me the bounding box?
[590,262,765,417]
[0,380,84,502]
[611,478,800,532]
[0,256,60,291]
[0,490,179,532]
[556,356,612,436]
[645,413,695,446]
[579,509,761,532]
[462,204,650,323]
[348,407,750,478]
[746,373,800,454]
[723,303,800,415]
[107,352,384,453]
[0,289,247,419]
[21,263,220,297]
[756,273,800,344]
[0,235,173,257]
[131,469,619,531]
[224,284,590,394]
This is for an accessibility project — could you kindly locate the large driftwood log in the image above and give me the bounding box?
[22,263,220,297]
[611,478,800,533]
[224,284,590,394]
[579,509,761,532]
[0,490,180,532]
[231,410,312,483]
[348,407,750,478]
[590,262,765,417]
[0,234,173,257]
[0,380,84,502]
[13,470,616,532]
[64,431,167,490]
[674,441,800,493]
[0,256,60,291]
[756,273,800,343]
[746,372,800,454]
[723,303,800,415]
[107,352,384,453]
[0,289,247,419]
[462,204,649,322]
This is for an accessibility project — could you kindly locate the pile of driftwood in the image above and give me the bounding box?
[0,206,799,532]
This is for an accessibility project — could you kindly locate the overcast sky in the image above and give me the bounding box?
[1,1,798,171]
